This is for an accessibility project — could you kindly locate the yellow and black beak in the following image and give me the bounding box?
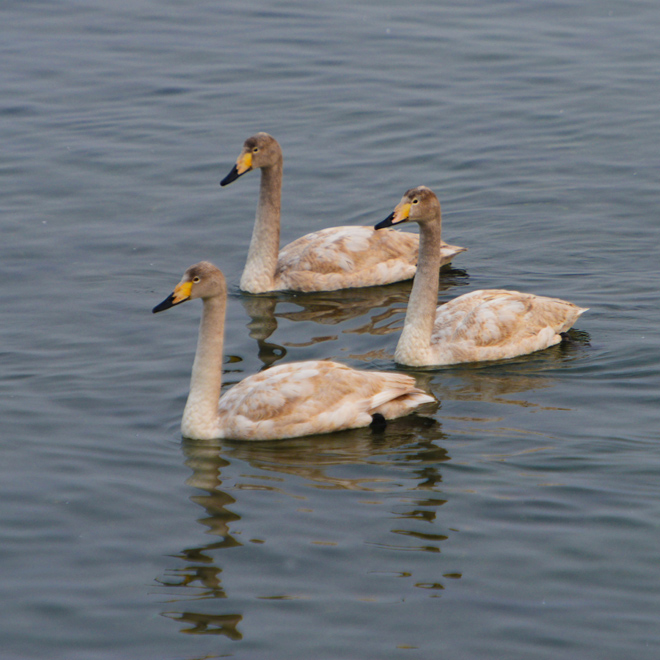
[375,202,411,230]
[152,281,193,314]
[220,151,253,186]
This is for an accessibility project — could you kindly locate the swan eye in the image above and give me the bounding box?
[192,276,201,283]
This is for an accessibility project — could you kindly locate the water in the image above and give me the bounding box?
[2,1,659,658]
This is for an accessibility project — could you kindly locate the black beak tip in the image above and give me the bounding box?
[375,212,395,230]
[152,293,176,314]
[220,165,240,187]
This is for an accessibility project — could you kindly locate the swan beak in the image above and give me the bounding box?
[375,203,411,230]
[220,152,253,186]
[152,281,193,313]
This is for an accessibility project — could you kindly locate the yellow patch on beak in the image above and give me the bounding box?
[236,152,253,175]
[391,202,411,224]
[172,281,193,304]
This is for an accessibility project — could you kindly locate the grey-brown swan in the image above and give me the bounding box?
[153,262,435,440]
[375,186,588,366]
[220,133,466,293]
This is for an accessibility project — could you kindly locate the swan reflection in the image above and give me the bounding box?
[406,328,592,413]
[161,611,243,639]
[155,420,456,638]
[185,414,443,493]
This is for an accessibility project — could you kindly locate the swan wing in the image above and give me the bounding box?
[430,289,587,362]
[276,226,464,292]
[276,226,417,290]
[216,360,434,440]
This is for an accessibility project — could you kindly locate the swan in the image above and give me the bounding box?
[152,262,435,440]
[220,132,466,293]
[375,186,588,367]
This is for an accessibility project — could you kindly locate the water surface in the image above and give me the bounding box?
[2,1,659,658]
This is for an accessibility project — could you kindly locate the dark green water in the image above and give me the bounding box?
[2,1,659,658]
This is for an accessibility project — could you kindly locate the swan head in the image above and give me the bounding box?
[375,186,441,230]
[153,262,227,313]
[220,132,283,186]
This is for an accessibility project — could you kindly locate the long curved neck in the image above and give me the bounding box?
[240,160,283,293]
[396,218,442,362]
[181,295,226,438]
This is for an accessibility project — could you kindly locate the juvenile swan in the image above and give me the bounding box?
[375,187,588,366]
[153,262,435,440]
[220,133,466,293]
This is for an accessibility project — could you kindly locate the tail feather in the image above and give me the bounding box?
[368,384,435,419]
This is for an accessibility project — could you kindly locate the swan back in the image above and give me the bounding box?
[420,289,588,366]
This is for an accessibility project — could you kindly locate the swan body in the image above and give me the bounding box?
[153,262,435,440]
[376,187,588,367]
[220,133,466,293]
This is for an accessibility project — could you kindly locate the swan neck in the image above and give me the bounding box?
[397,219,442,359]
[240,160,283,292]
[182,295,226,436]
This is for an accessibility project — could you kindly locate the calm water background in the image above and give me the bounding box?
[2,1,659,658]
